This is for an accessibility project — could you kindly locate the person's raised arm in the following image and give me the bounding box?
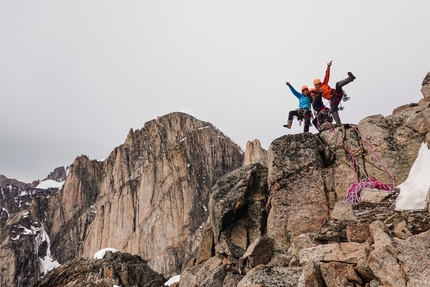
[286,81,301,98]
[323,60,332,85]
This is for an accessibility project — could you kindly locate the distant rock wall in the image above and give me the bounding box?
[45,112,244,278]
[0,183,59,287]
[243,139,267,167]
[43,166,67,182]
[0,174,36,190]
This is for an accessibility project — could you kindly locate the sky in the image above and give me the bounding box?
[1,1,430,183]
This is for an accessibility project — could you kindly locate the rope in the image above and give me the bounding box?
[326,123,396,204]
[350,125,396,187]
[327,122,360,182]
[343,176,394,204]
[320,209,332,225]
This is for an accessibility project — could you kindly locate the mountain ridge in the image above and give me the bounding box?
[1,72,430,286]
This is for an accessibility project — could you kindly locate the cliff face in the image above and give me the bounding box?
[180,72,430,286]
[45,112,244,277]
[0,183,60,287]
[3,72,430,286]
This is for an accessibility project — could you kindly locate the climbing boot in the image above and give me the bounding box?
[332,111,342,124]
[347,72,356,81]
[342,93,350,102]
[283,121,292,129]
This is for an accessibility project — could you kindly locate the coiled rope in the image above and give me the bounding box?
[326,123,396,204]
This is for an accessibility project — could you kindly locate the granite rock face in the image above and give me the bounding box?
[0,179,60,287]
[2,73,430,286]
[34,251,166,287]
[243,139,267,167]
[45,112,244,278]
[180,72,430,286]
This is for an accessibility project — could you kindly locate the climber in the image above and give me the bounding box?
[310,88,332,130]
[284,82,312,132]
[313,60,356,124]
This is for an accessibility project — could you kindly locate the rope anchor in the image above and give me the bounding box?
[327,123,396,204]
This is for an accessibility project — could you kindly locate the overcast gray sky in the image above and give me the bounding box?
[1,1,429,183]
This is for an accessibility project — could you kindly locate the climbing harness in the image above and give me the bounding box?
[314,107,333,129]
[295,109,312,126]
[326,123,396,204]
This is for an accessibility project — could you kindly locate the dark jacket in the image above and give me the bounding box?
[312,91,326,113]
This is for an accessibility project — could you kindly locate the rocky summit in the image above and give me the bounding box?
[180,72,430,287]
[1,72,430,287]
[34,250,166,287]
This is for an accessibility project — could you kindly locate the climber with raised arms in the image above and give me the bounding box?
[284,82,312,133]
[309,88,332,130]
[313,60,356,124]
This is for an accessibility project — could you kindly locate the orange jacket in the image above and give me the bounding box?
[320,66,333,100]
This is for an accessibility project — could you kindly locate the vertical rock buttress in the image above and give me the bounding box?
[45,112,244,277]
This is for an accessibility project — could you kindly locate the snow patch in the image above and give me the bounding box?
[20,190,29,196]
[1,207,10,218]
[20,224,35,235]
[36,179,64,189]
[395,142,430,211]
[93,247,119,259]
[36,225,60,275]
[165,275,180,286]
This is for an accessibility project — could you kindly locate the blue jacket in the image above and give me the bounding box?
[288,85,311,110]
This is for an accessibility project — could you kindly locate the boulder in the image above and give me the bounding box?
[209,163,269,253]
[180,256,226,287]
[34,251,166,287]
[298,242,370,266]
[267,133,328,252]
[320,262,362,286]
[240,236,275,269]
[346,223,371,243]
[237,265,303,287]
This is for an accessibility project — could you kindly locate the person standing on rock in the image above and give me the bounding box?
[313,60,356,124]
[284,82,312,132]
[310,88,332,130]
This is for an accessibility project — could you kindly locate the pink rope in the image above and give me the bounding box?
[327,123,359,182]
[343,176,394,204]
[350,125,396,187]
[327,123,396,204]
[320,209,332,225]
